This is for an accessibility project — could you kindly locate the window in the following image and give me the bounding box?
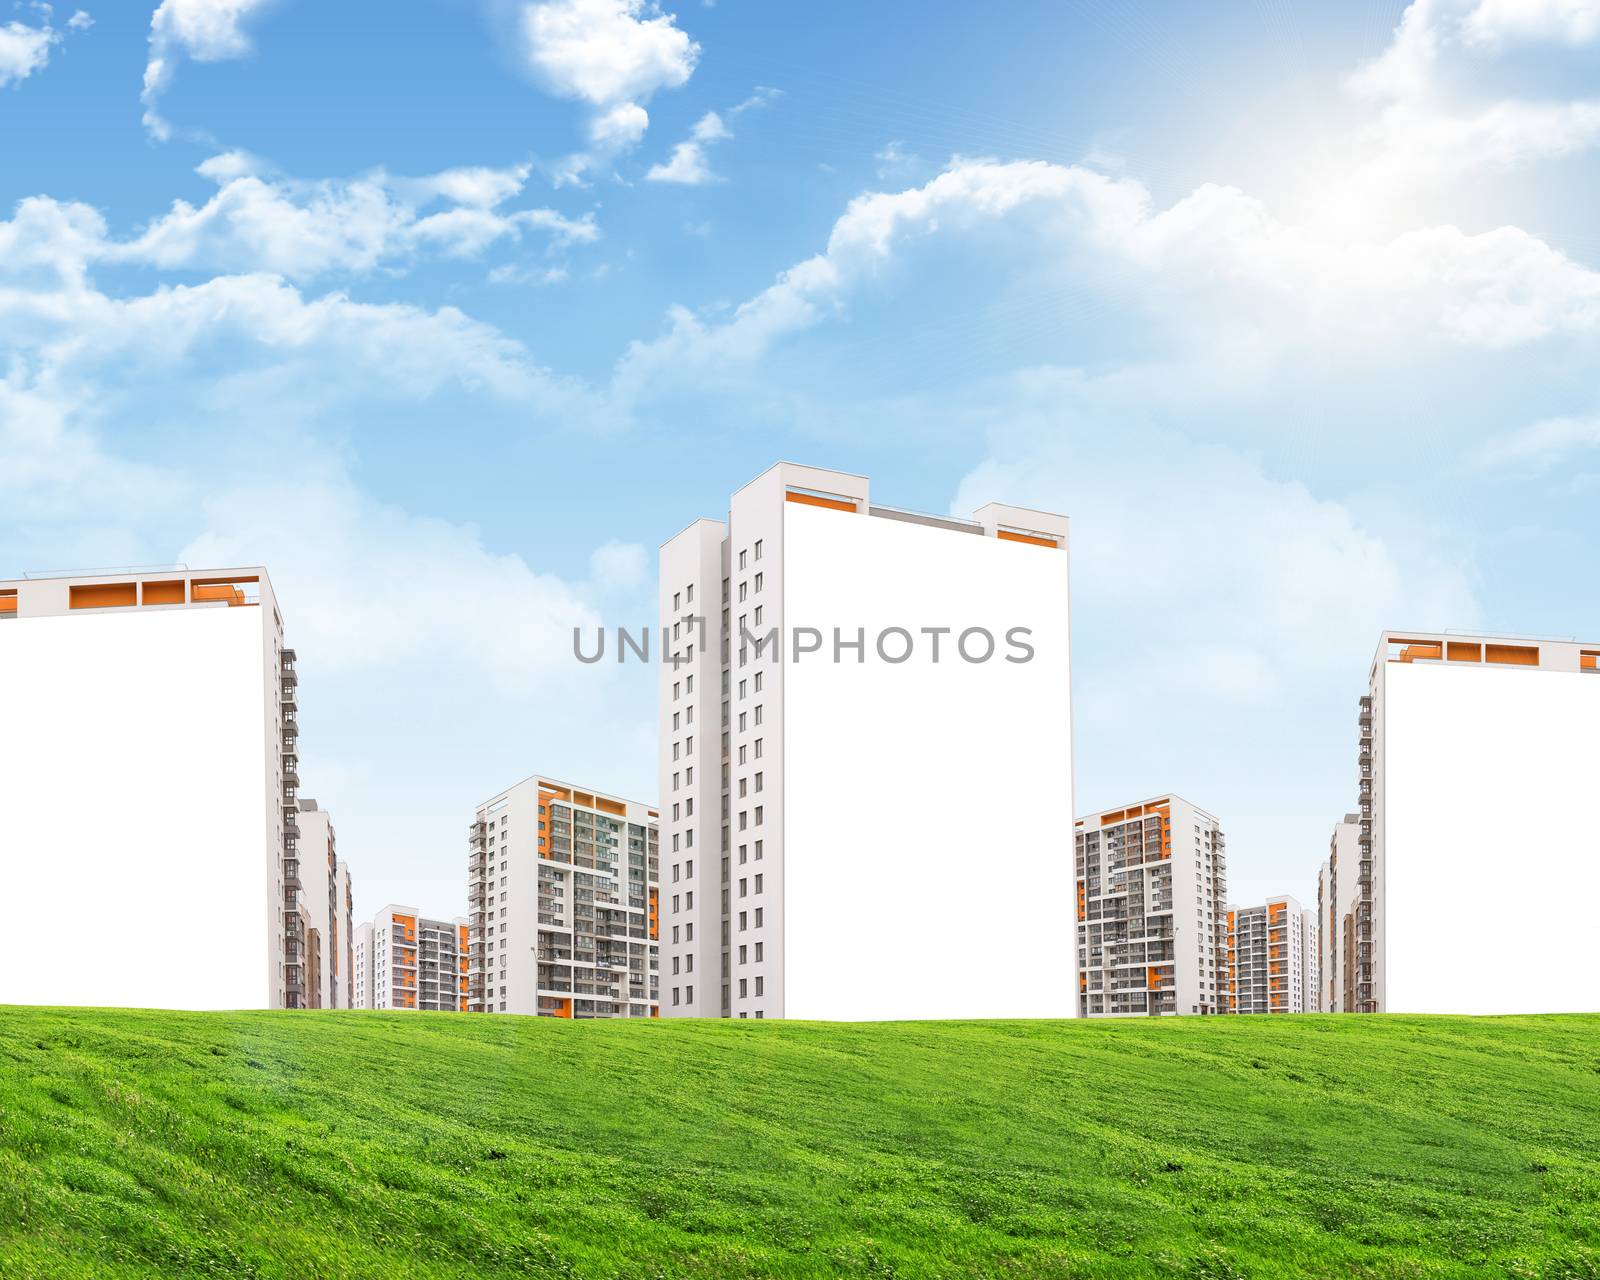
[754,572,763,592]
[686,584,694,603]
[686,674,694,692]
[739,778,747,798]
[755,874,763,894]
[672,863,680,882]
[754,539,763,560]
[755,976,764,996]
[754,704,763,725]
[686,985,693,1002]
[739,911,747,931]
[686,859,693,878]
[754,606,764,627]
[739,582,747,602]
[739,843,748,864]
[739,979,748,997]
[673,592,680,611]
[755,672,763,692]
[755,806,764,826]
[739,945,747,964]
[755,738,763,759]
[755,941,763,962]
[738,712,747,732]
[739,878,748,898]
[754,840,763,860]
[739,550,747,570]
[754,772,763,793]
[755,908,764,927]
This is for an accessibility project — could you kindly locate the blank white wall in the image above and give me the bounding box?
[0,608,270,1009]
[1386,662,1600,1014]
[784,503,1074,1020]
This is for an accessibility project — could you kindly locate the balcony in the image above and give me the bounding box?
[282,715,299,739]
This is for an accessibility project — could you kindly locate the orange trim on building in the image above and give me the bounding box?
[785,490,857,513]
[996,530,1060,548]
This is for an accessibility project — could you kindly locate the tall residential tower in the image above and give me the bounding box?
[1226,895,1316,1014]
[660,463,1074,1020]
[1075,796,1228,1016]
[0,567,311,1009]
[467,775,659,1018]
[1355,631,1600,1013]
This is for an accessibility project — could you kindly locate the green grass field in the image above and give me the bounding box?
[1,1009,1598,1279]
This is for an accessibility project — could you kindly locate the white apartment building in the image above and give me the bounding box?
[0,567,309,1009]
[1226,895,1316,1014]
[467,776,659,1018]
[297,800,353,1009]
[1075,796,1227,1016]
[1317,815,1362,1013]
[661,463,1073,1020]
[355,906,469,1011]
[353,921,374,1010]
[1357,631,1600,1014]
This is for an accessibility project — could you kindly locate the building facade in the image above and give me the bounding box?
[1317,816,1362,1012]
[0,567,309,1009]
[296,801,353,1009]
[1356,631,1600,1013]
[1226,895,1316,1014]
[1075,796,1228,1017]
[355,906,470,1011]
[660,463,1073,1020]
[467,776,659,1018]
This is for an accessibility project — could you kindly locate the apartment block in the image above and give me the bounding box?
[0,567,309,1009]
[1317,815,1362,1012]
[467,776,659,1018]
[355,906,470,1011]
[660,463,1073,1020]
[1355,631,1600,1013]
[1226,895,1316,1014]
[1075,796,1227,1017]
[297,801,353,1009]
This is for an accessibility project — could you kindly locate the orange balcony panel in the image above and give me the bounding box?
[69,582,136,610]
[1486,643,1539,667]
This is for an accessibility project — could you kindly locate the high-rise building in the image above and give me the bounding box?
[467,776,659,1018]
[1354,631,1600,1013]
[297,801,353,1009]
[0,567,309,1009]
[354,906,470,1011]
[1075,796,1227,1017]
[1317,815,1362,1012]
[353,921,374,1010]
[1226,895,1316,1014]
[660,463,1073,1020]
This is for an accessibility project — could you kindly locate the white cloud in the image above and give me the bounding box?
[1349,0,1600,180]
[645,94,773,186]
[588,538,647,591]
[1474,414,1600,469]
[520,0,696,106]
[617,158,1600,400]
[142,0,279,139]
[178,468,611,693]
[517,0,700,182]
[44,156,599,281]
[0,7,91,90]
[1463,0,1600,48]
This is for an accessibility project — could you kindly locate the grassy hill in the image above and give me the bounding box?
[1,1010,1598,1278]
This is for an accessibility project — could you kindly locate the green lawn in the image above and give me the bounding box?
[1,1009,1598,1278]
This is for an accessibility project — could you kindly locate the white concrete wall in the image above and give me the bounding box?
[0,607,272,1008]
[1383,660,1600,1013]
[782,497,1074,1019]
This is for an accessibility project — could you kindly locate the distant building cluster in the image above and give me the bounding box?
[1,467,1594,1018]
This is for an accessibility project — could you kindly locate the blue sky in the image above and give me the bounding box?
[6,0,1600,922]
